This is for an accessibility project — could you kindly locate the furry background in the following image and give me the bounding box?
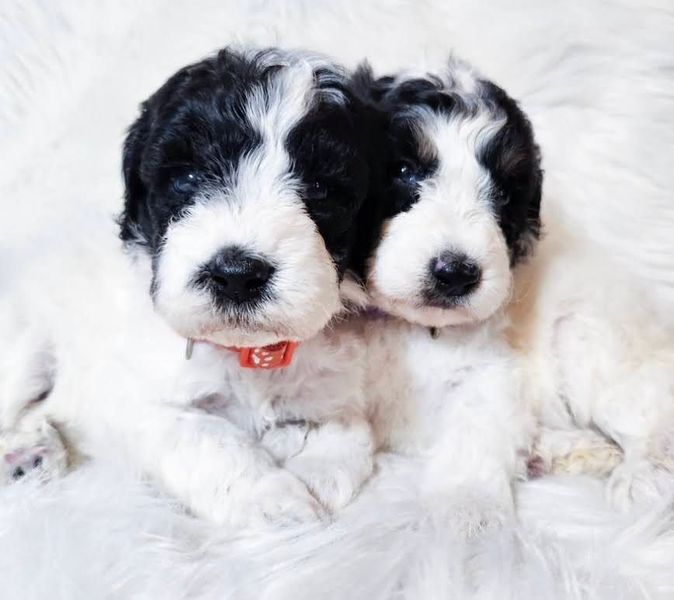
[2,1,674,598]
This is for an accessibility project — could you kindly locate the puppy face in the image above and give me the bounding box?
[120,48,371,347]
[364,60,542,327]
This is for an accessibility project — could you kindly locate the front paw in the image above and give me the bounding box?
[606,459,662,512]
[240,469,326,528]
[425,489,513,539]
[259,422,310,463]
[285,456,368,513]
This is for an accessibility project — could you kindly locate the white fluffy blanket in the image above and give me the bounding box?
[2,1,674,598]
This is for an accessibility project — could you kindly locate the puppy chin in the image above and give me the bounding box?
[197,328,297,348]
[370,294,478,328]
[368,286,510,328]
[168,319,317,348]
[160,306,337,348]
[200,313,341,347]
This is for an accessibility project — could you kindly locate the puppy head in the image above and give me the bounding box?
[120,48,371,347]
[363,59,542,327]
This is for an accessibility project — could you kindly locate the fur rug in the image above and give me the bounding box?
[2,1,674,598]
[3,455,674,599]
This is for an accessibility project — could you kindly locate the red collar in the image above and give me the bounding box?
[225,341,298,369]
[186,338,299,369]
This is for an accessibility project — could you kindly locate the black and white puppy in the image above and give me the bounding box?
[356,58,542,535]
[121,48,372,349]
[0,48,377,526]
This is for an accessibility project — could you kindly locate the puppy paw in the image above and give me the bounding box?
[532,428,622,478]
[526,454,549,479]
[553,443,623,477]
[241,469,325,528]
[259,421,310,463]
[606,459,662,512]
[425,490,512,539]
[286,456,362,512]
[0,420,67,485]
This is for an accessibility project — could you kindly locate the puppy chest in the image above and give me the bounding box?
[192,343,364,434]
[367,325,478,452]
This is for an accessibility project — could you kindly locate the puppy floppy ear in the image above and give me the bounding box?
[119,105,151,245]
[479,81,543,263]
[344,64,392,282]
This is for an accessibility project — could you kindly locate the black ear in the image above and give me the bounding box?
[500,119,543,264]
[119,105,152,245]
[479,81,543,263]
[343,64,392,282]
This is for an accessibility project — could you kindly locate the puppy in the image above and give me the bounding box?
[0,48,377,526]
[355,58,543,536]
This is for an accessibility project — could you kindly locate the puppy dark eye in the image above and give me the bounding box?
[170,171,200,196]
[394,161,423,186]
[305,180,328,201]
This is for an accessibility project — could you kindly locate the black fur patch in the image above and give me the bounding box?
[477,80,542,262]
[286,98,370,275]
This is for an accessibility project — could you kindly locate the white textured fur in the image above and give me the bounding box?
[364,317,531,537]
[2,0,674,598]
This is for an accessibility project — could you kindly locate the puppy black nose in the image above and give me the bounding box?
[430,253,481,297]
[207,247,274,304]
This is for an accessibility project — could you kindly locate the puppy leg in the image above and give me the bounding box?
[595,377,673,510]
[0,313,56,428]
[554,313,674,509]
[422,368,531,538]
[285,418,374,513]
[605,445,662,512]
[117,404,324,528]
[0,312,68,485]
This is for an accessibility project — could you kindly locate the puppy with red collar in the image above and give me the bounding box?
[356,59,542,535]
[0,48,378,526]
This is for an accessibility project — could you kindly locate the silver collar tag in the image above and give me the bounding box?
[185,338,195,360]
